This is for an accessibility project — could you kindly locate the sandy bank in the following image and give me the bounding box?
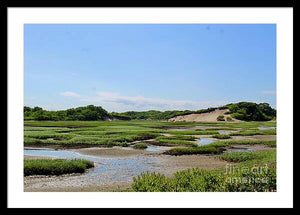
[70,146,168,158]
[168,109,241,122]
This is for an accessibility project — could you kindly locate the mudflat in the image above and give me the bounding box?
[24,150,230,192]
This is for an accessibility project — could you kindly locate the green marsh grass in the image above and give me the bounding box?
[133,142,148,149]
[210,140,276,148]
[198,127,237,131]
[229,129,276,136]
[24,122,162,147]
[24,159,94,176]
[219,151,265,162]
[164,145,220,155]
[154,137,198,147]
[24,121,276,148]
[132,150,276,192]
[211,134,231,139]
[157,135,197,141]
[164,140,276,156]
[24,131,75,140]
[167,130,219,135]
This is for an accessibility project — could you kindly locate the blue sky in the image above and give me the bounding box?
[24,24,276,112]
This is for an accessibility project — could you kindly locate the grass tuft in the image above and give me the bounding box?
[164,145,221,155]
[24,158,94,176]
[133,142,148,149]
[211,134,231,139]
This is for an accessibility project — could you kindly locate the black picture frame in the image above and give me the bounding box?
[2,0,295,213]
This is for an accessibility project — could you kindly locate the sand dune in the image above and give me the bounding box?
[168,109,240,122]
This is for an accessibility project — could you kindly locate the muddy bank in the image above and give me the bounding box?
[225,144,275,153]
[70,146,169,158]
[155,154,229,177]
[24,172,132,192]
[228,135,276,141]
[24,155,54,160]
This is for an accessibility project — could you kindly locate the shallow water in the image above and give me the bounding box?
[145,145,162,152]
[219,131,230,135]
[24,149,157,186]
[226,148,256,153]
[128,145,163,152]
[197,138,216,146]
[258,126,276,130]
[25,149,93,160]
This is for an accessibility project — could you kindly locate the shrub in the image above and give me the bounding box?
[225,102,276,121]
[217,115,225,121]
[223,163,276,192]
[131,172,172,192]
[226,116,233,121]
[131,164,276,192]
[171,168,226,192]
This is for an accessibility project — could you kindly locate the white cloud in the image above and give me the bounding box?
[60,91,81,97]
[261,90,276,95]
[40,104,71,111]
[78,91,228,112]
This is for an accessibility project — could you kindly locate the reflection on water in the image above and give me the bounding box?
[197,138,216,146]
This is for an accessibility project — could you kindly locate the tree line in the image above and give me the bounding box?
[24,102,276,121]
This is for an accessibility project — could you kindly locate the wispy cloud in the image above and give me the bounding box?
[261,90,276,95]
[72,91,228,112]
[60,91,81,97]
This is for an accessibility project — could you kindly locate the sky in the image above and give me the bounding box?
[24,24,276,112]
